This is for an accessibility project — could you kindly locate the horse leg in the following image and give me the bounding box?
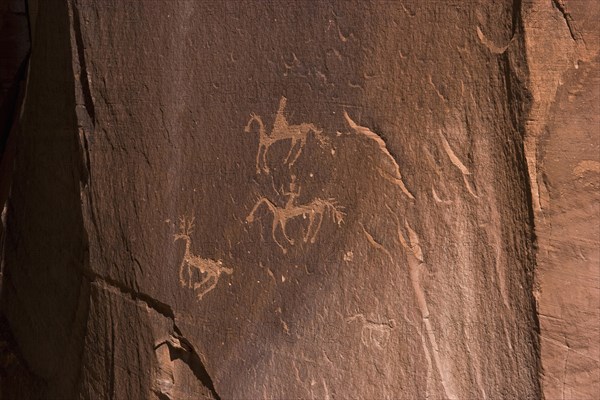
[262,143,271,173]
[283,138,298,164]
[303,212,315,243]
[271,216,287,253]
[194,274,213,293]
[187,262,195,288]
[257,144,271,174]
[195,276,217,300]
[288,137,305,167]
[279,218,294,245]
[310,211,325,243]
[255,144,263,174]
[179,260,187,287]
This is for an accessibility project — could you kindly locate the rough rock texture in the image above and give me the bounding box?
[0,0,597,399]
[0,0,28,212]
[523,0,600,398]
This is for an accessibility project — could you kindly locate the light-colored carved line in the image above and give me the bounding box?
[476,26,511,55]
[244,97,327,174]
[439,130,479,199]
[174,215,233,300]
[360,223,393,261]
[463,175,480,199]
[439,130,470,175]
[247,181,344,252]
[428,75,448,102]
[397,220,458,400]
[432,186,452,204]
[346,313,396,349]
[344,111,415,200]
[465,340,488,399]
[322,378,330,400]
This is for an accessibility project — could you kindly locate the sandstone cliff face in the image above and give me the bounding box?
[523,0,600,398]
[0,1,597,399]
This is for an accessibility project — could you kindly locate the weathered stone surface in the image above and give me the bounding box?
[523,0,600,398]
[0,0,597,399]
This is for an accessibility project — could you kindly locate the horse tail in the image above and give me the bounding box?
[310,125,329,147]
[325,199,345,224]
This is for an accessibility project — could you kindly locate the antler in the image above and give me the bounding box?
[178,215,195,235]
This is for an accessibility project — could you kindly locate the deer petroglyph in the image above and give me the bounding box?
[246,176,345,253]
[244,97,329,174]
[173,216,233,300]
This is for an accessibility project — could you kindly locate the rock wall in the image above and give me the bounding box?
[523,0,600,398]
[0,0,597,399]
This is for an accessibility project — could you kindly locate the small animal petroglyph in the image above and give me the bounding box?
[246,176,345,253]
[173,216,233,300]
[343,111,415,200]
[244,97,329,174]
[346,314,397,349]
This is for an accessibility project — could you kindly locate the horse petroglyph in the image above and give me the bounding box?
[244,97,329,174]
[173,215,233,300]
[246,176,345,253]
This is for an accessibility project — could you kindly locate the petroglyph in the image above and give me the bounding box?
[343,111,414,200]
[395,218,458,400]
[322,378,331,400]
[439,130,479,199]
[432,186,452,204]
[283,52,301,76]
[173,215,233,300]
[246,176,344,253]
[361,223,393,261]
[244,97,329,174]
[422,146,454,203]
[397,220,423,262]
[346,314,397,349]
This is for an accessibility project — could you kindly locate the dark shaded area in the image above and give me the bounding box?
[0,0,35,397]
[0,315,44,399]
[0,0,29,154]
[1,0,90,398]
[0,0,561,397]
[172,326,220,400]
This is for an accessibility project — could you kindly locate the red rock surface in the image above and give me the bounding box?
[523,0,600,398]
[0,1,597,399]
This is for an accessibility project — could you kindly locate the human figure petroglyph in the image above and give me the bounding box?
[244,97,329,174]
[173,215,233,300]
[346,314,397,349]
[246,176,345,253]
